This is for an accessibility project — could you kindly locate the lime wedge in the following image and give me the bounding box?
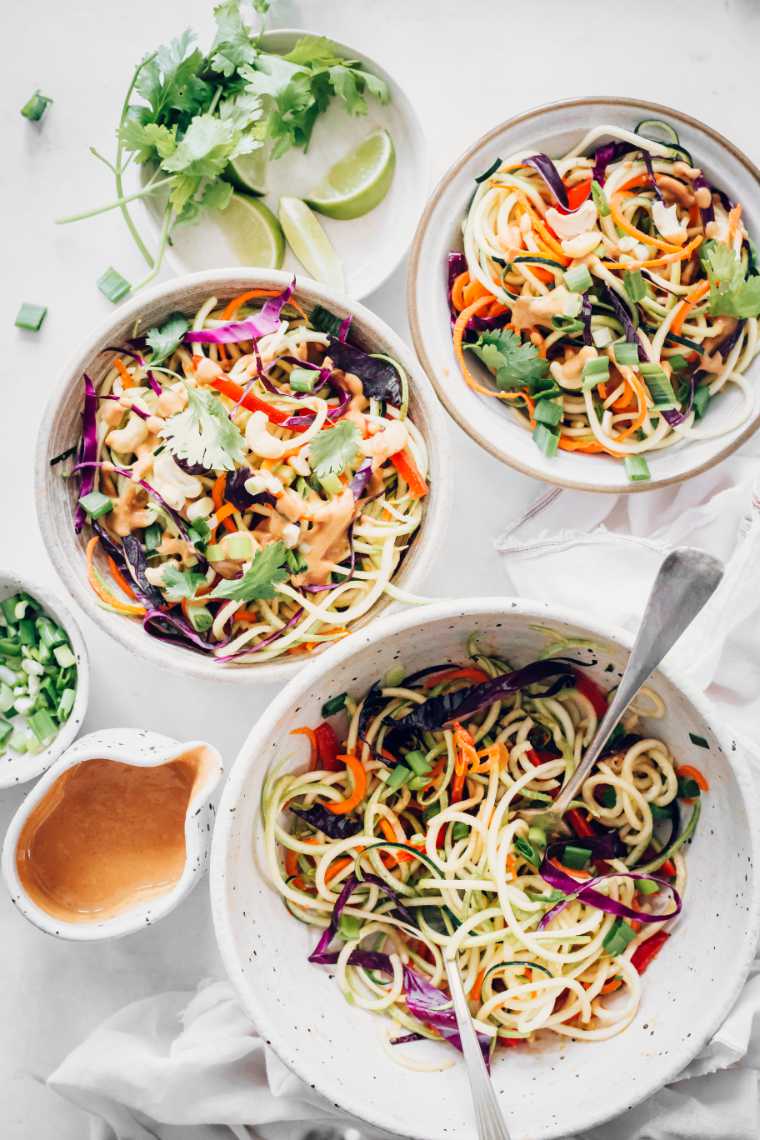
[305,129,395,220]
[278,197,344,291]
[208,193,284,268]
[227,146,268,196]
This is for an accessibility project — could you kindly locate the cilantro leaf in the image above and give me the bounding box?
[705,242,760,319]
[328,66,367,116]
[209,0,258,77]
[162,564,205,601]
[161,113,254,178]
[146,311,190,364]
[467,329,550,392]
[309,420,360,478]
[283,35,345,68]
[210,540,290,601]
[162,387,246,472]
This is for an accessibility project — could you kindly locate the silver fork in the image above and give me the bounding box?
[445,956,512,1140]
[525,546,723,834]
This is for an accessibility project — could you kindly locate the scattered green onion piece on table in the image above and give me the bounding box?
[15,303,48,332]
[565,264,593,293]
[624,455,651,482]
[21,91,52,121]
[97,267,131,303]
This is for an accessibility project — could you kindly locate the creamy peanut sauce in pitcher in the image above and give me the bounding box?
[16,751,206,922]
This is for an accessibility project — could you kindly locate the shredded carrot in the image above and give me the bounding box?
[221,287,307,322]
[600,232,703,271]
[557,435,621,458]
[214,502,237,527]
[291,726,318,770]
[451,721,478,801]
[235,608,260,624]
[284,848,299,879]
[609,193,682,253]
[325,856,354,884]
[113,357,134,389]
[379,818,399,844]
[462,277,492,308]
[609,368,650,442]
[86,536,146,617]
[671,279,710,336]
[727,203,743,246]
[549,857,591,881]
[677,764,710,792]
[506,852,517,880]
[326,753,367,815]
[469,969,485,1003]
[450,271,470,313]
[602,978,622,994]
[106,555,136,600]
[423,666,489,688]
[210,474,237,537]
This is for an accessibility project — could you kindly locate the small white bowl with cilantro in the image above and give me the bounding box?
[0,574,89,788]
[57,4,427,301]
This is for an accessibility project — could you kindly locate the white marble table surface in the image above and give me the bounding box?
[1,0,758,1134]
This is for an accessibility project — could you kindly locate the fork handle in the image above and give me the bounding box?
[552,547,723,815]
[445,958,512,1140]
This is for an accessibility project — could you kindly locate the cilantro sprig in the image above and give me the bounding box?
[309,420,359,478]
[210,540,290,601]
[162,387,247,473]
[467,329,556,396]
[703,241,760,319]
[56,1,389,295]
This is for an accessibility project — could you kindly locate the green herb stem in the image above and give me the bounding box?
[55,174,175,225]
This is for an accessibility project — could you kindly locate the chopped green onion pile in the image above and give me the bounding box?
[0,592,77,756]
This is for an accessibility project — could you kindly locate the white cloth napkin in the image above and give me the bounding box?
[49,442,760,1140]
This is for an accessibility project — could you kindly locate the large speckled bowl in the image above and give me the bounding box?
[211,598,760,1140]
[35,269,449,684]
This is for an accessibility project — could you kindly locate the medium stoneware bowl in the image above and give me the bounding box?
[35,269,449,684]
[408,96,760,493]
[2,727,223,940]
[210,598,760,1140]
[0,572,89,789]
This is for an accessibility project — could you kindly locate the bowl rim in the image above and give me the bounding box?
[407,94,760,494]
[210,594,760,1139]
[0,571,90,788]
[154,24,430,301]
[34,268,450,685]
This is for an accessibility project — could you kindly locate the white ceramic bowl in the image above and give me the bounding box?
[2,727,223,940]
[408,97,760,493]
[35,269,449,684]
[0,572,89,789]
[211,598,760,1140]
[143,27,429,300]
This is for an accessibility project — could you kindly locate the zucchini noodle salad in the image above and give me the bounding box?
[63,281,429,663]
[449,118,760,482]
[263,642,709,1064]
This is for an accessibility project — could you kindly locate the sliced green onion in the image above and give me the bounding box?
[319,473,342,496]
[532,423,559,458]
[188,606,213,634]
[451,822,470,841]
[693,386,710,420]
[514,835,540,867]
[635,879,660,895]
[321,692,347,717]
[667,353,689,373]
[97,267,131,303]
[78,490,113,519]
[527,826,547,850]
[28,708,57,745]
[205,543,226,562]
[561,845,592,869]
[289,368,315,393]
[0,721,11,748]
[15,303,48,332]
[591,180,610,217]
[338,913,362,940]
[386,764,412,791]
[551,315,585,336]
[583,356,610,381]
[53,644,76,669]
[405,749,431,776]
[224,533,253,561]
[408,773,431,790]
[565,264,593,293]
[21,91,52,121]
[624,455,651,482]
[640,362,677,408]
[613,341,639,368]
[602,917,636,956]
[623,270,647,303]
[534,399,562,428]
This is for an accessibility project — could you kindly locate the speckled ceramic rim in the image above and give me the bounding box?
[210,595,760,1139]
[1,727,223,941]
[0,571,90,789]
[407,96,760,494]
[35,268,450,685]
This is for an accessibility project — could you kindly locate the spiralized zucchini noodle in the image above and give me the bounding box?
[263,638,707,1061]
[69,282,429,663]
[449,118,760,482]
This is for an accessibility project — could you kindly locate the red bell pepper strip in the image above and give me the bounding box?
[565,808,595,839]
[390,449,428,498]
[210,376,298,428]
[573,669,609,719]
[631,930,669,974]
[564,177,592,211]
[423,666,489,689]
[314,722,342,772]
[527,749,557,767]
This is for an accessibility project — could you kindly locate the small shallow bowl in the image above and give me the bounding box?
[408,96,760,493]
[35,269,449,684]
[0,572,89,789]
[2,727,223,940]
[142,27,429,300]
[211,597,760,1140]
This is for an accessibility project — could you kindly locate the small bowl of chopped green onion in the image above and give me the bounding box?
[0,574,89,787]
